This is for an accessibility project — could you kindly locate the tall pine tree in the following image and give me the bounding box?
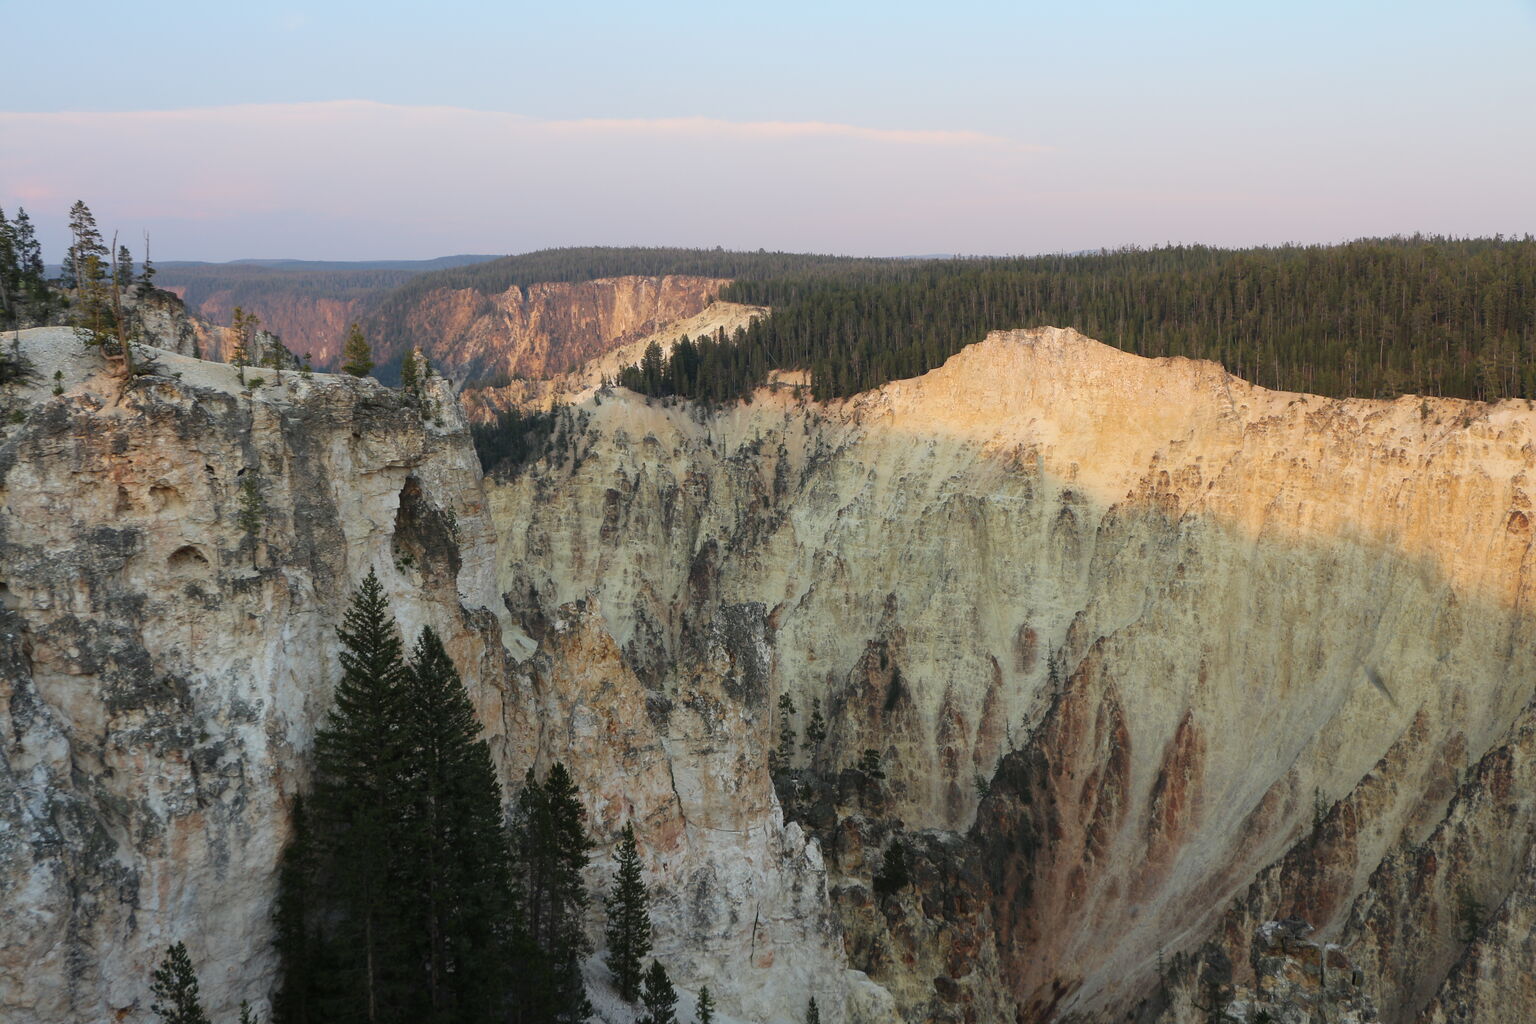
[513,762,595,1023]
[342,322,374,377]
[311,568,411,1024]
[396,626,517,1023]
[603,823,651,1002]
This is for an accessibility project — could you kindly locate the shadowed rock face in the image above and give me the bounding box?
[6,324,1536,1024]
[489,327,1536,1022]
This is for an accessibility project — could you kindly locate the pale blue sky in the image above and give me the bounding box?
[4,1,1534,259]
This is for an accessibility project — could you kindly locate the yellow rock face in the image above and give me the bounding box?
[489,326,1536,1020]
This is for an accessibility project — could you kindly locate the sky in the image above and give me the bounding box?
[3,0,1534,261]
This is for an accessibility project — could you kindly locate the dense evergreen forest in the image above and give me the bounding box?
[612,237,1536,403]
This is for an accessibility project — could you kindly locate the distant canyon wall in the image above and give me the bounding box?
[369,274,729,384]
[168,274,728,384]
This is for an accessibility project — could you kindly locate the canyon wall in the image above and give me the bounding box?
[488,327,1536,1022]
[166,273,727,382]
[0,328,880,1024]
[367,274,729,384]
[5,322,1536,1023]
[163,288,367,367]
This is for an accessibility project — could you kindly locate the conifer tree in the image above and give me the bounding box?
[137,232,158,298]
[149,942,212,1024]
[273,796,318,1024]
[695,985,715,1024]
[513,762,595,1022]
[400,349,420,396]
[638,961,677,1024]
[5,208,48,325]
[12,208,42,282]
[230,307,259,382]
[604,823,651,1002]
[397,626,517,1022]
[72,248,114,341]
[115,244,134,290]
[342,322,374,377]
[0,207,16,324]
[311,568,410,1023]
[777,693,798,768]
[805,996,821,1024]
[64,200,108,290]
[803,696,826,753]
[237,474,264,567]
[873,839,909,897]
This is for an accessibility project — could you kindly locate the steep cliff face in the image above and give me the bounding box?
[6,323,1536,1024]
[0,328,880,1024]
[487,328,1536,1021]
[0,328,507,1022]
[462,299,766,420]
[165,290,365,366]
[167,273,727,381]
[370,274,728,384]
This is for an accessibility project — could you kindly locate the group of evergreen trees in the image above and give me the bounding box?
[607,236,1536,404]
[273,570,517,1023]
[0,205,54,328]
[142,570,830,1023]
[272,570,578,1023]
[266,569,681,1024]
[0,198,162,336]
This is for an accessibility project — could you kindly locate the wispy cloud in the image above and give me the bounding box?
[545,114,1046,152]
[0,101,1042,150]
[0,102,1055,258]
[0,100,1523,261]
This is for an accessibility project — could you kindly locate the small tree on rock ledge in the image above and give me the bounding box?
[341,322,374,377]
[149,941,212,1024]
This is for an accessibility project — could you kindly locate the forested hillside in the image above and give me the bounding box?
[614,237,1536,403]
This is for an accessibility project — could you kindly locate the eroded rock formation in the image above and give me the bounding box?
[370,274,730,384]
[4,323,1536,1023]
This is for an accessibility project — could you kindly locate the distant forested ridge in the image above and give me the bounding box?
[612,237,1536,403]
[155,255,501,309]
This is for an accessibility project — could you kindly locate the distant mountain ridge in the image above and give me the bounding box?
[158,255,502,271]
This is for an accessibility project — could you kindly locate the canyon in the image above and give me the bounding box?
[2,307,1535,1024]
[165,268,732,384]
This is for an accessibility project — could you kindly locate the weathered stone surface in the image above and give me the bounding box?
[490,327,1536,1021]
[8,322,1536,1024]
[377,274,731,385]
[0,328,881,1024]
